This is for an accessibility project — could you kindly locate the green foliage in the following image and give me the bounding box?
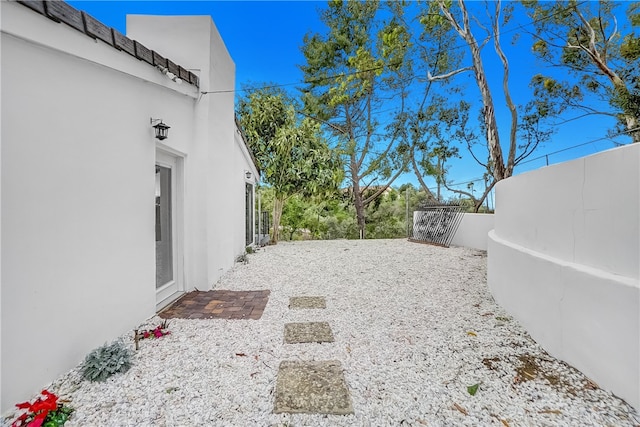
[365,189,406,238]
[42,406,73,427]
[620,34,640,61]
[467,383,480,396]
[81,340,132,382]
[237,88,342,200]
[269,184,436,240]
[523,0,640,142]
[300,0,413,236]
[237,87,342,242]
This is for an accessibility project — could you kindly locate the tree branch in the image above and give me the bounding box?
[427,66,474,81]
[410,143,437,201]
[362,160,408,206]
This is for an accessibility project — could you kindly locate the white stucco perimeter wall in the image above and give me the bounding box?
[488,144,640,411]
[450,213,494,251]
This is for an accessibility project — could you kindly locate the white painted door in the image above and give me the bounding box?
[155,152,181,308]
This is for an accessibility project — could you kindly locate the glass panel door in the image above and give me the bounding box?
[155,151,182,311]
[155,164,173,288]
[245,183,253,246]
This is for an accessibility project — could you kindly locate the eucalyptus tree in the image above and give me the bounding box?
[408,0,551,210]
[300,0,412,238]
[523,0,640,143]
[237,87,342,243]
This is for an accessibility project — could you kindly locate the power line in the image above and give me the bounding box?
[518,126,638,166]
[419,126,637,193]
[201,65,385,95]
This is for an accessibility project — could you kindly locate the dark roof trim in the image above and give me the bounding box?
[16,0,200,88]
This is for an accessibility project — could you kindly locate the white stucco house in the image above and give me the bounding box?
[1,0,260,411]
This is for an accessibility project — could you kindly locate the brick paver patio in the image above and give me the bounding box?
[158,290,270,320]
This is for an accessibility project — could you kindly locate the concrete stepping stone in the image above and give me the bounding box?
[289,296,326,309]
[284,322,334,344]
[273,360,354,415]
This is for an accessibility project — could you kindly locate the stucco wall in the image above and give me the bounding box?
[1,3,253,411]
[450,213,494,251]
[488,144,640,410]
[128,14,249,285]
[233,128,260,253]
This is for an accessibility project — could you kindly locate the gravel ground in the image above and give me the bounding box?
[5,239,639,426]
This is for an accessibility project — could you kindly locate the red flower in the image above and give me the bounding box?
[11,390,61,427]
[29,400,55,413]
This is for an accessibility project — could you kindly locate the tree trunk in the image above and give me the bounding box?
[492,0,518,177]
[465,27,506,180]
[351,155,366,239]
[271,197,284,244]
[410,143,438,202]
[353,180,366,239]
[443,0,507,181]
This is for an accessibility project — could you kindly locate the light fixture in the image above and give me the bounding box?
[150,118,170,140]
[245,171,252,180]
[157,66,182,84]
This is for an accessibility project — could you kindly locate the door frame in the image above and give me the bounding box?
[155,148,185,311]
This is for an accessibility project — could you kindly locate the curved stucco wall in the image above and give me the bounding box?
[488,144,639,411]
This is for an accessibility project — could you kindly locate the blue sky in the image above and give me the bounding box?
[67,1,632,200]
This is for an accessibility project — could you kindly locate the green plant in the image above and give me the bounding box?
[11,390,73,427]
[81,340,132,382]
[467,383,481,396]
[245,246,255,254]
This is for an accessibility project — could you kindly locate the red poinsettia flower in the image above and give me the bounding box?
[40,390,56,399]
[11,390,62,427]
[29,398,56,413]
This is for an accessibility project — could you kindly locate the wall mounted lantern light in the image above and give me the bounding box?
[150,118,170,140]
[245,171,253,180]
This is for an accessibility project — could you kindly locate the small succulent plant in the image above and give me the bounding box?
[81,340,132,382]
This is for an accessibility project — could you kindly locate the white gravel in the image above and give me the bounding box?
[5,239,639,426]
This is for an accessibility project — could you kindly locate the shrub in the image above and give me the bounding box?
[81,340,132,382]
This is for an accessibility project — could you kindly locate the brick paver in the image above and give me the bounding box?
[158,290,270,320]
